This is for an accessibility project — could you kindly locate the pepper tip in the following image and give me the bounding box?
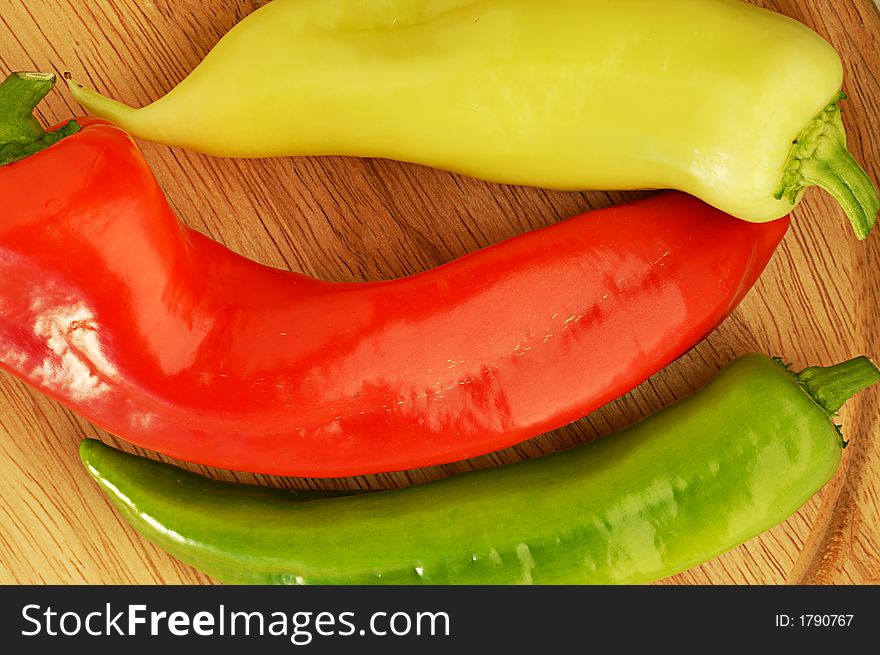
[78,438,102,467]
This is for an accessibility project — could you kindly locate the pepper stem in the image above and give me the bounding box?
[0,71,80,166]
[796,356,880,415]
[775,92,878,240]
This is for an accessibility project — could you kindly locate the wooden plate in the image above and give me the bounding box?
[0,0,877,584]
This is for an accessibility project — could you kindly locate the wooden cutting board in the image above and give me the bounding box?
[0,0,877,585]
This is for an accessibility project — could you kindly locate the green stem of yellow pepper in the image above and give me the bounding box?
[776,93,878,240]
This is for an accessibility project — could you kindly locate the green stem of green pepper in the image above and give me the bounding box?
[796,356,880,414]
[79,354,878,585]
[0,72,79,167]
[775,92,879,240]
[778,355,880,447]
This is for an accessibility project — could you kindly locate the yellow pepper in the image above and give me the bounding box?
[67,0,877,238]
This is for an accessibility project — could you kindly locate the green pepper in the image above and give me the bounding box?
[80,354,879,584]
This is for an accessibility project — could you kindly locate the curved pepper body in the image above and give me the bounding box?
[68,0,843,222]
[80,354,852,584]
[0,119,787,476]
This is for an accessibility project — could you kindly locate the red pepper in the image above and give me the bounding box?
[0,73,789,476]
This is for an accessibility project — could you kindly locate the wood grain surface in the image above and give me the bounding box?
[0,0,878,585]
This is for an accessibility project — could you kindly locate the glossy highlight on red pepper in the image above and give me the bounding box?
[0,117,788,477]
